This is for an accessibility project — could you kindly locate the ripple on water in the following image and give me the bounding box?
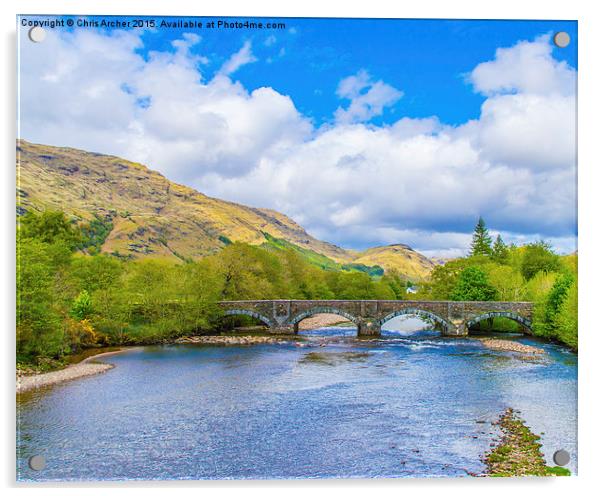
[16,330,577,480]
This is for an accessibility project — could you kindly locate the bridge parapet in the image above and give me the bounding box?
[218,300,533,336]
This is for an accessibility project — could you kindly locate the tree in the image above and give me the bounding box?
[19,210,82,249]
[70,290,92,320]
[484,263,526,301]
[544,273,574,325]
[521,241,561,280]
[16,238,65,360]
[491,234,509,263]
[451,266,497,301]
[420,257,476,299]
[553,282,577,350]
[470,217,493,257]
[381,270,407,300]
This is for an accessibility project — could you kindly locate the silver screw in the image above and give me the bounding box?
[553,449,570,466]
[28,26,46,43]
[28,454,46,471]
[553,32,570,48]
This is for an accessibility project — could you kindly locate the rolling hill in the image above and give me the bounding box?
[16,140,435,280]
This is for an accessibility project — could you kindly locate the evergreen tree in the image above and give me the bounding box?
[470,217,493,256]
[491,234,509,263]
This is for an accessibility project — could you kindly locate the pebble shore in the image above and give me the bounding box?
[173,335,289,345]
[476,337,544,354]
[17,362,114,394]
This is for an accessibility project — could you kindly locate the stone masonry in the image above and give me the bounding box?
[219,300,533,337]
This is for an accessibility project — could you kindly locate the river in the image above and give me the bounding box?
[16,321,577,481]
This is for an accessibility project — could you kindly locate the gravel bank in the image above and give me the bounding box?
[476,337,544,354]
[173,335,289,345]
[297,313,351,330]
[16,349,131,394]
[17,362,114,394]
[483,408,569,476]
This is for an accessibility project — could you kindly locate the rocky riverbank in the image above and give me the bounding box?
[17,362,113,394]
[16,349,131,394]
[173,335,290,345]
[476,337,545,354]
[297,313,351,330]
[483,408,570,476]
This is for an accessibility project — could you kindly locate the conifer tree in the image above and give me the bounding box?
[470,217,493,256]
[491,234,509,263]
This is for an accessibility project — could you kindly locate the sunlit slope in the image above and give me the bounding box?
[352,244,435,281]
[17,140,434,279]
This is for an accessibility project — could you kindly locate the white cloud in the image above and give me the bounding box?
[219,40,257,76]
[469,34,576,97]
[334,70,403,124]
[20,29,311,182]
[19,30,577,256]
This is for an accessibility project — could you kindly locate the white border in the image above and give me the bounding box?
[3,1,601,495]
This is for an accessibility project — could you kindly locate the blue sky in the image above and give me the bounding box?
[19,16,577,256]
[135,17,577,125]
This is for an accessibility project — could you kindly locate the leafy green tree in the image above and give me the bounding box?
[419,257,476,299]
[470,217,493,257]
[451,266,497,301]
[381,270,407,300]
[69,255,124,293]
[553,282,577,350]
[544,273,574,325]
[484,263,526,301]
[20,210,82,249]
[174,260,223,333]
[335,272,376,299]
[521,241,561,280]
[70,290,92,320]
[16,238,65,360]
[214,243,282,300]
[17,211,84,362]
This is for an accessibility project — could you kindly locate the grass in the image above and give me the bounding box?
[261,232,383,276]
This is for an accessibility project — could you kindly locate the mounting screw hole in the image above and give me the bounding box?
[553,32,570,48]
[28,454,46,471]
[553,449,570,466]
[28,26,47,43]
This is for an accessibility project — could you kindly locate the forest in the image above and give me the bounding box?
[17,212,577,369]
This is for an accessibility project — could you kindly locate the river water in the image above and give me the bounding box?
[16,323,577,481]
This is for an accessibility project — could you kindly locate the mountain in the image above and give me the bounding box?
[352,244,436,281]
[16,140,434,280]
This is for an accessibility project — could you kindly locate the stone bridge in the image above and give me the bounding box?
[218,300,533,337]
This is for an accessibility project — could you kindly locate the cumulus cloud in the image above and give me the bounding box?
[334,70,403,123]
[468,34,576,97]
[18,29,577,256]
[20,29,310,181]
[219,40,257,76]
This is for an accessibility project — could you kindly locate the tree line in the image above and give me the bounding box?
[17,211,577,369]
[416,217,577,350]
[17,211,408,367]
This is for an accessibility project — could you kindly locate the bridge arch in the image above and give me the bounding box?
[288,306,361,326]
[464,312,532,333]
[378,308,452,332]
[222,309,274,327]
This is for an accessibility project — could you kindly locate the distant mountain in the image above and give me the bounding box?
[16,140,434,280]
[352,244,435,281]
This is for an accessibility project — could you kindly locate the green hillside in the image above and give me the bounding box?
[17,140,434,279]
